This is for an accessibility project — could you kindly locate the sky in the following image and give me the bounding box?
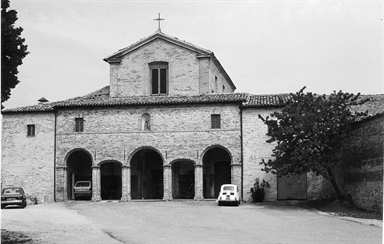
[3,0,383,109]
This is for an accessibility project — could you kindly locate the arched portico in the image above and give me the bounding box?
[65,149,93,201]
[99,161,123,200]
[202,146,232,198]
[171,160,195,199]
[130,147,164,199]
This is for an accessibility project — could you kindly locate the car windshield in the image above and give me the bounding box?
[223,186,234,191]
[75,182,90,187]
[2,188,22,195]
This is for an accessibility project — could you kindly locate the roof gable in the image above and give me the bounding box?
[104,31,212,63]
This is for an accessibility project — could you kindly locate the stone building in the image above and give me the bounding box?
[2,30,383,208]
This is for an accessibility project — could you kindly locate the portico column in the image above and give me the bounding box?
[231,163,242,198]
[163,165,173,201]
[91,166,101,202]
[194,164,204,200]
[56,166,67,201]
[121,165,131,201]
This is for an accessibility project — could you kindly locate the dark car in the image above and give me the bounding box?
[1,187,27,209]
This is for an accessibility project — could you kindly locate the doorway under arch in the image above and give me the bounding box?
[100,161,122,200]
[172,161,195,199]
[66,150,92,200]
[203,147,231,198]
[130,148,163,199]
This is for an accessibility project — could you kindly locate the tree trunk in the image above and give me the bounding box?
[326,168,345,200]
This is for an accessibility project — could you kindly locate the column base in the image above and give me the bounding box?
[121,194,132,202]
[194,196,204,201]
[163,196,173,201]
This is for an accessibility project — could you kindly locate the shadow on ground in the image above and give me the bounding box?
[1,229,34,244]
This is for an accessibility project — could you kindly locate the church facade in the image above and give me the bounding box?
[2,30,338,203]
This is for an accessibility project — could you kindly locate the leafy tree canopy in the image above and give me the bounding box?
[1,0,29,108]
[259,87,367,199]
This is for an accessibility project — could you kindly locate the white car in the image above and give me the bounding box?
[73,181,92,200]
[217,184,241,206]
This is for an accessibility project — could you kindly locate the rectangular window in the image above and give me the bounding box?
[75,118,84,132]
[150,62,168,95]
[27,124,35,136]
[211,114,221,129]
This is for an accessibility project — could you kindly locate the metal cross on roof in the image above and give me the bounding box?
[154,13,165,32]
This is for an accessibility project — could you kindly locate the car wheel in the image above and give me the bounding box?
[218,201,222,206]
[22,202,26,208]
[1,205,4,209]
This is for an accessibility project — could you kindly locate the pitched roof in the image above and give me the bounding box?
[243,94,292,107]
[2,86,383,123]
[2,87,248,113]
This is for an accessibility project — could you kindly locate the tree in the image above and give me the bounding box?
[1,0,29,109]
[259,87,366,200]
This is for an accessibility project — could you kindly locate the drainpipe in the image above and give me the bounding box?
[53,111,57,202]
[240,107,244,201]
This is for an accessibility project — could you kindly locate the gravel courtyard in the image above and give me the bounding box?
[1,201,382,244]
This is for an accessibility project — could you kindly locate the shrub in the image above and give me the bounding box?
[251,178,270,202]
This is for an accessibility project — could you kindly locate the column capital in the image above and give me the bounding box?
[163,164,172,168]
[56,165,67,169]
[230,163,242,167]
[121,165,131,168]
[195,164,203,168]
[91,165,100,169]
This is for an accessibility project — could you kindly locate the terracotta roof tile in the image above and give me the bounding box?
[243,94,291,107]
[3,85,383,120]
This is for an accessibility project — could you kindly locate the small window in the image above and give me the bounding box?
[75,118,84,132]
[27,124,35,136]
[214,76,218,93]
[211,114,221,129]
[222,85,225,93]
[150,62,168,95]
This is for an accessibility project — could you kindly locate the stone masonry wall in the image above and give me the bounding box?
[110,40,201,97]
[337,116,383,213]
[242,108,278,201]
[1,113,55,204]
[209,60,234,94]
[242,108,334,202]
[55,104,242,200]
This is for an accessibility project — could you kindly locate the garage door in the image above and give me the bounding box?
[277,173,307,200]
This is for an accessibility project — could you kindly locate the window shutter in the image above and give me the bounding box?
[152,69,158,94]
[160,68,167,94]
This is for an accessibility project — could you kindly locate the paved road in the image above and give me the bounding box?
[2,201,382,244]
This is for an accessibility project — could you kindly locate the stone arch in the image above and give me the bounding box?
[129,146,164,199]
[98,160,123,200]
[65,148,93,200]
[169,158,196,166]
[202,145,232,198]
[200,144,233,163]
[127,146,165,166]
[64,148,94,166]
[170,159,196,199]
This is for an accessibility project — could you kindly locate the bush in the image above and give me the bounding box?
[251,178,270,202]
